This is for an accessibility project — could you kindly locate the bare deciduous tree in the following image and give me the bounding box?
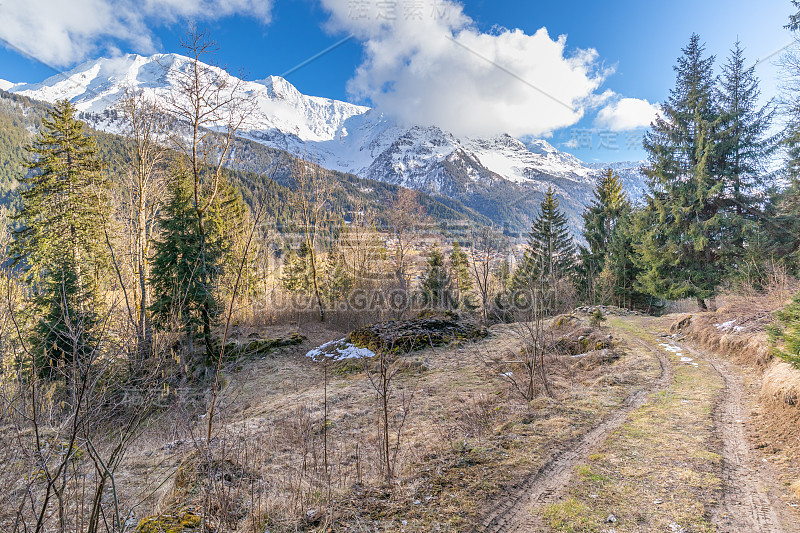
[386,189,426,317]
[362,342,416,485]
[469,226,506,324]
[289,158,335,322]
[110,87,170,362]
[165,27,256,355]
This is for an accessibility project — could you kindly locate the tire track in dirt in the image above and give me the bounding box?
[474,333,673,533]
[683,344,793,533]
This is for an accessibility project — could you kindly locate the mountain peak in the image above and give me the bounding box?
[255,74,302,100]
[3,54,645,208]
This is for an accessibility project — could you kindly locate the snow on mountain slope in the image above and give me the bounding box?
[0,80,13,91]
[586,161,649,202]
[9,54,369,143]
[5,53,646,210]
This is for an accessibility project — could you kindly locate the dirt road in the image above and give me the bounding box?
[476,316,799,533]
[697,346,794,532]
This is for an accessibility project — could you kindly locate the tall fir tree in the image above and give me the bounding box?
[512,188,576,289]
[636,34,722,310]
[149,168,241,361]
[420,244,454,310]
[763,19,800,271]
[322,246,354,309]
[11,99,110,376]
[603,209,648,309]
[511,187,576,312]
[716,41,776,272]
[787,1,800,31]
[449,241,473,308]
[580,169,629,300]
[281,242,314,295]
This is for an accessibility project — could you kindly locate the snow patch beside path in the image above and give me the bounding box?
[715,320,744,333]
[306,338,375,361]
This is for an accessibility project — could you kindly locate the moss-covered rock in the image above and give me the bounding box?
[349,314,488,353]
[222,332,305,359]
[136,509,203,533]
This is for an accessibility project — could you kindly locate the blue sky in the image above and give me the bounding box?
[0,0,796,163]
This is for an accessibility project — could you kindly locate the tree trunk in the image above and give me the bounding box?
[308,246,325,322]
[196,208,216,361]
[137,200,152,361]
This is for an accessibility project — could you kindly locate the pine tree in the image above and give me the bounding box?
[323,246,354,308]
[449,241,473,308]
[149,168,238,361]
[420,244,454,310]
[716,41,776,272]
[580,169,630,301]
[787,1,800,31]
[512,187,576,307]
[604,210,647,308]
[11,99,110,376]
[637,34,722,310]
[281,243,313,295]
[762,26,800,271]
[772,292,800,368]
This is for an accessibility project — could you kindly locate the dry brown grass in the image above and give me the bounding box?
[792,479,800,500]
[97,313,660,532]
[678,312,773,368]
[762,361,800,406]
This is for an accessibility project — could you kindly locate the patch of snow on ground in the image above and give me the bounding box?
[680,356,693,362]
[714,319,744,333]
[659,343,682,353]
[306,338,375,361]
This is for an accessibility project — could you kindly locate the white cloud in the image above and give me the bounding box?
[595,97,660,131]
[319,0,610,138]
[0,0,273,67]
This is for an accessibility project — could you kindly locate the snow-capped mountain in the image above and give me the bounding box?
[0,80,13,92]
[586,161,649,203]
[4,53,645,229]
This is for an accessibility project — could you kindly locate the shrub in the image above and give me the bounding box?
[771,293,800,368]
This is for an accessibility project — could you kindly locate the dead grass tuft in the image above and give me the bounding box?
[762,361,800,407]
[792,479,800,499]
[672,313,773,368]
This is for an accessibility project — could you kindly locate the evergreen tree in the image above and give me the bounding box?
[323,246,354,309]
[580,169,630,301]
[281,243,313,295]
[11,99,110,376]
[490,254,515,322]
[787,1,800,31]
[763,24,800,271]
[512,187,576,301]
[636,34,722,310]
[449,241,473,308]
[716,41,776,271]
[772,292,800,368]
[420,244,454,310]
[603,210,648,308]
[149,168,237,360]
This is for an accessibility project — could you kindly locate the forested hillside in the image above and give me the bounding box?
[0,90,491,232]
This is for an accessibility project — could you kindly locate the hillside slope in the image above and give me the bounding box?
[0,90,492,230]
